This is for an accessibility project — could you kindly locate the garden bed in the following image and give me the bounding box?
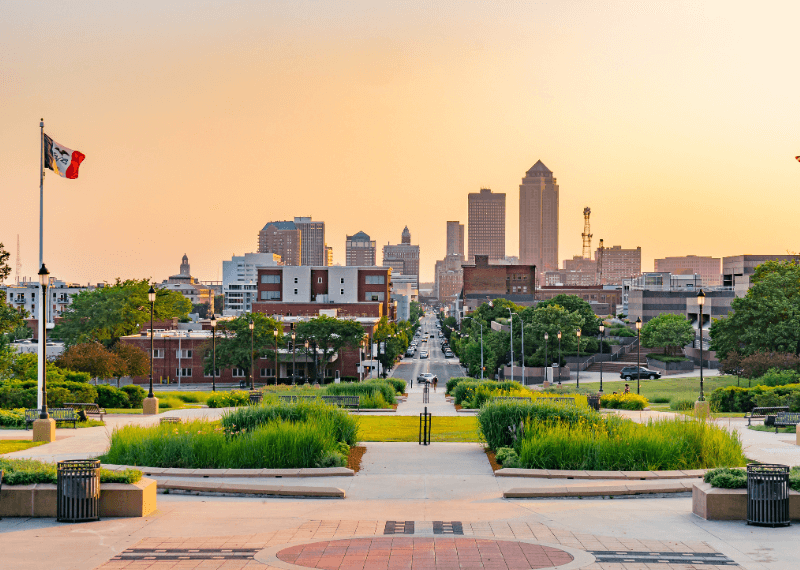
[692,482,800,521]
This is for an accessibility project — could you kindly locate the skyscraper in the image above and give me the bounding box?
[346,231,376,266]
[382,226,420,287]
[468,188,505,262]
[446,221,465,258]
[519,161,559,272]
[294,216,325,266]
[258,221,301,266]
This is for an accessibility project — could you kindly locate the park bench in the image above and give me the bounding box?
[493,396,530,402]
[64,402,106,421]
[278,395,360,409]
[549,397,576,406]
[774,411,800,433]
[249,391,263,404]
[160,417,181,424]
[24,408,78,429]
[746,406,789,426]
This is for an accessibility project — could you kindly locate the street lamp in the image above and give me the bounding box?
[304,340,309,384]
[635,317,642,395]
[147,285,156,398]
[598,324,605,393]
[38,264,50,420]
[557,330,562,384]
[291,330,297,386]
[544,332,549,385]
[507,308,514,382]
[210,314,217,392]
[697,289,706,402]
[462,317,484,379]
[576,328,581,388]
[249,319,254,391]
[511,312,525,385]
[274,328,279,386]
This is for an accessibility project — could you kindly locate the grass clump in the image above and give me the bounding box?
[325,380,397,408]
[206,390,251,408]
[0,458,141,485]
[0,408,26,428]
[600,393,649,410]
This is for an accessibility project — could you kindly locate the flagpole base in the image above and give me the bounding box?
[32,418,56,442]
[142,397,159,416]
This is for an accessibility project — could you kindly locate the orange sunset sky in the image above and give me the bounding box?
[2,1,799,285]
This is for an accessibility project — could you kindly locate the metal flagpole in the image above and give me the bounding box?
[37,119,44,409]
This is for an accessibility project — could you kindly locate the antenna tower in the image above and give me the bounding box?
[15,234,21,285]
[581,207,592,259]
[597,239,604,285]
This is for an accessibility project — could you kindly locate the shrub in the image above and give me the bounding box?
[741,352,800,379]
[758,368,800,387]
[669,399,695,411]
[55,382,98,404]
[650,395,671,404]
[495,447,520,468]
[453,380,521,406]
[158,396,183,410]
[704,467,747,489]
[0,458,141,486]
[600,393,649,410]
[206,390,250,408]
[96,384,131,409]
[325,380,396,408]
[0,408,26,428]
[709,384,800,413]
[647,354,690,363]
[46,387,71,408]
[607,327,635,337]
[121,385,147,408]
[0,384,37,409]
[446,377,472,395]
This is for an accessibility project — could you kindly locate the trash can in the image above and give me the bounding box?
[0,469,4,521]
[587,394,601,411]
[747,463,790,527]
[249,391,263,405]
[57,459,100,523]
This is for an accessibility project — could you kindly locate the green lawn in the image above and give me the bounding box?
[0,440,46,454]
[580,375,740,404]
[357,416,482,442]
[749,424,796,434]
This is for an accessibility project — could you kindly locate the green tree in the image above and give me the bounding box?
[534,294,600,336]
[112,343,150,387]
[203,313,283,385]
[54,279,192,347]
[640,313,695,355]
[295,315,364,382]
[55,342,121,382]
[710,260,800,359]
[0,242,10,283]
[522,304,585,366]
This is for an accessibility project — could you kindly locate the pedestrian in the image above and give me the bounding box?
[433,376,438,392]
[623,383,630,394]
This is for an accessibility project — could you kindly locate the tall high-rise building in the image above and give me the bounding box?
[325,245,333,266]
[294,217,325,266]
[519,161,559,272]
[258,221,301,266]
[382,226,420,287]
[346,231,376,266]
[468,188,505,262]
[446,221,465,258]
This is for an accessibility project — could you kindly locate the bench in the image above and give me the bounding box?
[160,417,181,424]
[774,412,800,433]
[549,397,576,406]
[278,395,361,408]
[746,406,789,426]
[64,402,106,421]
[249,391,263,404]
[24,408,78,429]
[493,397,531,402]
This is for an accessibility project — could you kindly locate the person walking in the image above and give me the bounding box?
[433,376,438,392]
[623,383,630,394]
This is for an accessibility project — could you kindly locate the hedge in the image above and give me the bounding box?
[0,458,141,486]
[708,384,800,413]
[600,393,649,410]
[705,466,800,492]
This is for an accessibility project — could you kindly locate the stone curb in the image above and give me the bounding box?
[504,480,695,498]
[350,409,397,413]
[158,479,345,498]
[495,468,708,480]
[101,464,354,478]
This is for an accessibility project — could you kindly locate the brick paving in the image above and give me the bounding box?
[93,520,742,570]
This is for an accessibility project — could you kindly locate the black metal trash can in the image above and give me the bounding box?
[587,394,601,411]
[747,463,790,527]
[249,391,263,404]
[57,459,100,523]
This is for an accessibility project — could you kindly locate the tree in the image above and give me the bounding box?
[640,313,694,355]
[295,315,365,381]
[0,242,10,283]
[55,342,121,383]
[521,304,585,366]
[534,294,600,336]
[54,279,192,347]
[203,313,283,385]
[112,343,150,387]
[710,260,800,359]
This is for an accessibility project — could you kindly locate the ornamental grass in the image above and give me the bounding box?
[0,458,141,486]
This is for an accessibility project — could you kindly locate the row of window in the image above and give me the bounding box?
[261,274,385,285]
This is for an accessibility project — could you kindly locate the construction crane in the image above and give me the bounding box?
[15,234,21,285]
[581,207,592,259]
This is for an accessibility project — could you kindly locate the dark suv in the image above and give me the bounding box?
[619,366,661,380]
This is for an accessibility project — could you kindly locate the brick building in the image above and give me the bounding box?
[258,221,301,266]
[722,254,800,297]
[655,255,721,287]
[462,255,536,311]
[597,245,641,285]
[468,188,505,262]
[294,217,326,266]
[382,227,420,288]
[346,231,376,266]
[537,286,622,316]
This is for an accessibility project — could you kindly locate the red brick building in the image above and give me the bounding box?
[462,255,537,311]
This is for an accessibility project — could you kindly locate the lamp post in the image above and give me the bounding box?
[32,264,55,442]
[274,328,279,386]
[544,332,549,385]
[462,317,484,379]
[697,289,706,402]
[210,314,217,392]
[142,285,159,415]
[635,317,642,395]
[507,308,514,382]
[511,312,525,385]
[576,328,581,388]
[249,319,255,391]
[557,330,562,384]
[291,331,297,386]
[304,340,309,384]
[598,324,605,393]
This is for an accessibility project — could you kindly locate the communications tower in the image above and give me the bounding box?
[581,207,592,259]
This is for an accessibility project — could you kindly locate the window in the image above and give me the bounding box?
[318,277,323,283]
[176,349,192,358]
[365,275,385,284]
[340,278,345,284]
[261,368,274,377]
[232,368,246,377]
[153,349,164,358]
[340,289,344,295]
[175,368,192,377]
[365,292,385,301]
[261,274,280,284]
[204,369,221,377]
[261,291,280,300]
[294,277,298,284]
[294,288,298,294]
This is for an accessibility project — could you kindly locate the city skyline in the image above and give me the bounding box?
[3,2,800,285]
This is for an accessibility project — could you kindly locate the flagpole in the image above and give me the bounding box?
[37,119,44,409]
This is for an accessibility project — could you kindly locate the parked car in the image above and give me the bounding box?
[420,350,429,359]
[619,366,661,380]
[406,348,415,357]
[444,350,454,358]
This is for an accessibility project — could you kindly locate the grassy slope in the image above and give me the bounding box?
[0,440,45,454]
[357,416,482,442]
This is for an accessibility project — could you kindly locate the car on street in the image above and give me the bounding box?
[406,348,415,357]
[417,372,437,385]
[619,366,661,380]
[420,350,429,358]
[444,350,454,358]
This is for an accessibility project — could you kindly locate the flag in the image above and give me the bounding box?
[796,156,800,163]
[43,133,85,179]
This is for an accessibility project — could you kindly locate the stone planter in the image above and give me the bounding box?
[0,478,156,518]
[692,482,800,521]
[647,357,694,371]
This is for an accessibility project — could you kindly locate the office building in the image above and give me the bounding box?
[222,252,280,315]
[346,231,376,266]
[382,227,420,287]
[519,161,559,272]
[325,245,333,266]
[722,254,800,297]
[446,221,465,258]
[258,221,301,266]
[3,279,95,324]
[468,188,505,262]
[462,255,536,311]
[626,272,733,325]
[294,216,326,266]
[597,245,641,285]
[655,255,721,287]
[538,285,622,316]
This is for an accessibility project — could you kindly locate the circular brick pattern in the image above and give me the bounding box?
[277,537,574,570]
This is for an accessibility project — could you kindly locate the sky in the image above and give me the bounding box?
[2,1,799,285]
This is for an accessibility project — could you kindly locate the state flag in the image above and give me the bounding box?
[44,133,85,179]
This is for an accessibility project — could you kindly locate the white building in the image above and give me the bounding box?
[2,279,95,324]
[223,252,280,315]
[390,274,418,321]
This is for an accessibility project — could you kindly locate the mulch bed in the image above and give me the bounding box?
[347,446,366,473]
[484,448,502,472]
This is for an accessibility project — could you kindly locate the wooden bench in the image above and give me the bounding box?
[746,406,789,426]
[774,411,800,433]
[64,402,106,421]
[278,395,361,409]
[25,408,78,429]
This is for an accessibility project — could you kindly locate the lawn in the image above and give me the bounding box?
[579,375,740,405]
[0,440,45,454]
[749,424,796,434]
[357,416,482,442]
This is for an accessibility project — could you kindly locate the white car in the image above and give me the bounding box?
[420,350,429,359]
